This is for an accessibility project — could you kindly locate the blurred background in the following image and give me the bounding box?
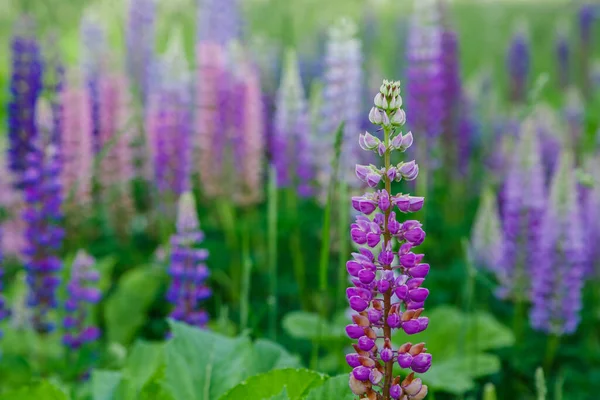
[1,0,600,399]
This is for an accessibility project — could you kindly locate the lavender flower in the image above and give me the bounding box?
[0,159,26,260]
[166,192,211,329]
[405,0,443,164]
[148,30,192,201]
[555,26,570,89]
[470,186,504,273]
[63,250,101,349]
[8,19,43,189]
[531,104,564,179]
[530,151,585,335]
[317,18,364,195]
[197,0,242,44]
[22,100,64,334]
[272,50,313,197]
[499,117,545,301]
[578,4,597,98]
[584,156,600,277]
[0,225,10,337]
[346,80,430,400]
[506,24,530,103]
[125,0,157,106]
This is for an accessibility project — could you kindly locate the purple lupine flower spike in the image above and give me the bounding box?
[272,50,313,197]
[125,0,157,106]
[167,192,211,329]
[63,250,101,349]
[8,18,43,190]
[506,23,530,103]
[584,156,600,277]
[530,151,585,335]
[148,29,192,202]
[405,0,443,166]
[499,117,545,300]
[317,18,364,198]
[470,186,504,273]
[0,219,11,337]
[197,0,242,44]
[23,100,64,334]
[578,4,598,98]
[555,25,570,89]
[347,80,430,400]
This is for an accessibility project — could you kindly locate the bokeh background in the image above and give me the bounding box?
[0,0,599,399]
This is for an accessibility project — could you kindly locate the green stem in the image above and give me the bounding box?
[382,125,393,400]
[544,334,560,372]
[240,213,252,333]
[287,188,309,310]
[267,166,278,340]
[337,181,349,311]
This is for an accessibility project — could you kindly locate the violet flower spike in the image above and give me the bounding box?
[346,80,430,400]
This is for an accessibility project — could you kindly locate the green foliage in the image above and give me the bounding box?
[304,375,354,400]
[104,266,163,345]
[282,311,345,341]
[483,383,497,400]
[0,380,68,400]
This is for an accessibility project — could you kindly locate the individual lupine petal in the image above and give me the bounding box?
[408,196,424,212]
[358,269,376,284]
[346,324,365,339]
[366,173,381,187]
[355,164,371,181]
[353,366,371,381]
[409,263,430,278]
[411,353,432,373]
[398,161,419,181]
[387,313,401,328]
[369,368,383,385]
[391,109,406,126]
[358,335,376,351]
[346,353,362,367]
[397,352,413,369]
[379,189,391,211]
[349,296,369,312]
[352,196,378,215]
[359,131,380,151]
[349,374,368,395]
[369,107,384,125]
[368,308,382,324]
[390,385,403,399]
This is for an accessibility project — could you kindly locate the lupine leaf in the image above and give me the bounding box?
[252,339,302,372]
[305,374,354,400]
[92,370,123,400]
[218,369,328,400]
[0,380,68,400]
[282,311,345,341]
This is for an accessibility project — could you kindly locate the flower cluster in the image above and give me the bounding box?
[197,0,242,45]
[166,192,211,328]
[272,50,313,197]
[506,24,530,103]
[63,250,101,349]
[530,152,585,335]
[126,0,157,106]
[22,102,64,333]
[346,80,430,400]
[8,19,43,189]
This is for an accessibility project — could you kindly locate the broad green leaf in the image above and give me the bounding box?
[116,341,165,400]
[252,339,302,373]
[282,312,344,341]
[305,374,354,400]
[92,370,123,400]
[0,380,68,400]
[423,354,501,394]
[219,369,328,400]
[104,267,162,345]
[162,320,254,400]
[268,388,291,400]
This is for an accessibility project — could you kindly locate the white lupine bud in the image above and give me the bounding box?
[391,109,406,126]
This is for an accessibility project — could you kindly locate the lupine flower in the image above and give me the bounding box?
[147,30,192,202]
[80,10,107,154]
[272,50,313,197]
[555,26,570,89]
[584,156,600,277]
[8,18,43,189]
[166,192,211,329]
[125,0,157,106]
[317,18,364,194]
[0,159,26,259]
[42,34,65,146]
[0,225,10,337]
[531,104,564,179]
[97,73,134,234]
[530,151,585,335]
[63,250,101,349]
[346,80,429,400]
[405,0,443,164]
[197,0,242,44]
[470,186,504,273]
[61,70,94,209]
[506,24,530,103]
[22,100,64,334]
[499,117,545,301]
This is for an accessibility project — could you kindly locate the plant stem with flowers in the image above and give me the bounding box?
[347,80,430,400]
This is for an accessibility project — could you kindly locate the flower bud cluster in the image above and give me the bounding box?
[346,80,430,400]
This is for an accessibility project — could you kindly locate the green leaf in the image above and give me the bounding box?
[282,312,344,341]
[162,320,255,400]
[252,339,302,373]
[104,266,162,345]
[92,370,123,400]
[0,380,68,400]
[268,388,291,400]
[305,374,354,400]
[219,369,328,400]
[422,354,501,394]
[116,341,165,400]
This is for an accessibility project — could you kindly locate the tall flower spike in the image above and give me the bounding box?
[125,0,157,106]
[272,49,313,197]
[506,23,530,103]
[61,70,94,210]
[8,18,43,189]
[578,4,597,98]
[63,250,101,349]
[22,100,64,334]
[0,156,26,260]
[555,24,570,90]
[530,151,585,335]
[584,156,600,277]
[97,72,134,235]
[167,192,211,329]
[405,0,443,163]
[148,29,193,204]
[197,0,242,44]
[470,186,504,273]
[500,117,545,301]
[318,18,364,197]
[347,80,429,400]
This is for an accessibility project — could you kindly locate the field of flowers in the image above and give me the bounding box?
[1,0,599,399]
